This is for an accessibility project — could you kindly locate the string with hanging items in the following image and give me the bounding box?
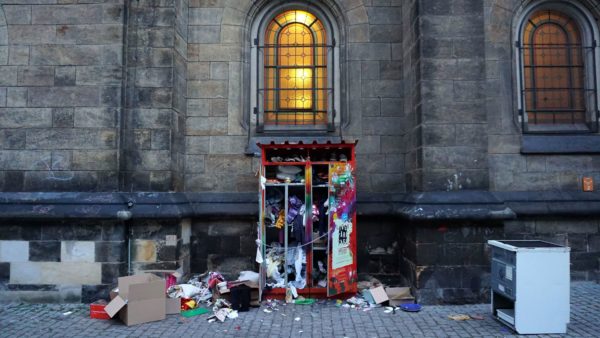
[255,229,328,249]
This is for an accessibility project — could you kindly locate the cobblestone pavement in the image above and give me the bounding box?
[1,282,599,338]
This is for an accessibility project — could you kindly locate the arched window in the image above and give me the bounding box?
[516,2,599,133]
[253,5,338,133]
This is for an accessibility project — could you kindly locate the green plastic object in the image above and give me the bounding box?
[294,298,317,305]
[181,307,211,318]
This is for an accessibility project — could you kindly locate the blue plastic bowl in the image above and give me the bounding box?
[400,303,422,312]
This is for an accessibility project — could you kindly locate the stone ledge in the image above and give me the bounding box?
[522,135,600,154]
[1,191,600,220]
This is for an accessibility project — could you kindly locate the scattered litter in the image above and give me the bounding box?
[384,307,395,314]
[294,317,301,321]
[263,299,282,312]
[294,298,316,305]
[62,311,72,316]
[263,309,272,313]
[448,314,471,321]
[207,272,225,289]
[213,298,231,311]
[181,307,211,318]
[289,284,298,298]
[346,296,366,306]
[213,308,229,322]
[299,330,303,333]
[470,314,485,320]
[208,318,216,323]
[369,247,386,254]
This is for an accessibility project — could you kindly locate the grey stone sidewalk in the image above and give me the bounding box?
[1,282,599,338]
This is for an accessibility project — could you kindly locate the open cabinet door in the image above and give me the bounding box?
[327,162,358,297]
[258,166,266,301]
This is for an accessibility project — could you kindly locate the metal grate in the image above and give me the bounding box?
[257,10,334,130]
[519,10,598,131]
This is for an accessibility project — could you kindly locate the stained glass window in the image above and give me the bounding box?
[522,10,587,126]
[261,10,330,127]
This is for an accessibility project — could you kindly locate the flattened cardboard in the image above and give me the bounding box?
[105,296,126,318]
[385,287,414,306]
[369,286,389,304]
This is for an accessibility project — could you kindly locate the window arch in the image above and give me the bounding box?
[251,4,339,133]
[516,1,600,133]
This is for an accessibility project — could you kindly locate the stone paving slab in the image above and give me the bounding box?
[1,282,599,338]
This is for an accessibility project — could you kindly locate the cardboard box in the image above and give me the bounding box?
[142,268,183,291]
[385,287,414,306]
[105,274,166,326]
[109,288,118,300]
[166,297,181,315]
[362,285,389,304]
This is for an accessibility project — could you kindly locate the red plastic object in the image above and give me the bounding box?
[180,297,192,310]
[90,301,110,319]
[166,274,177,291]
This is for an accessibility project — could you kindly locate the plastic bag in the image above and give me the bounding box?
[167,284,202,298]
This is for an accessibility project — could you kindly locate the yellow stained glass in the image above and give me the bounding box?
[263,9,328,125]
[279,68,313,109]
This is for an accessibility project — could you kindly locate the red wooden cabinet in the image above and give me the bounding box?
[257,141,357,300]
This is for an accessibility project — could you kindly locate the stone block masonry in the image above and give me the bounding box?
[0,2,123,192]
[0,219,190,303]
[400,221,504,304]
[190,218,255,279]
[0,0,409,194]
[0,220,122,303]
[407,0,489,192]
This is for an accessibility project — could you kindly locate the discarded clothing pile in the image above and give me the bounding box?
[287,195,306,244]
[264,189,284,229]
[166,274,213,306]
[165,270,260,323]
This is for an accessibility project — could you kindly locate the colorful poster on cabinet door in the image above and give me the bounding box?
[327,162,357,297]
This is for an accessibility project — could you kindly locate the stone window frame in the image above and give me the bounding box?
[249,2,341,134]
[514,0,600,134]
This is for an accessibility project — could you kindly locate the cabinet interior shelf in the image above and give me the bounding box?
[265,183,305,187]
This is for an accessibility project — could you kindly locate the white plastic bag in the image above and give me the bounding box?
[167,284,202,298]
